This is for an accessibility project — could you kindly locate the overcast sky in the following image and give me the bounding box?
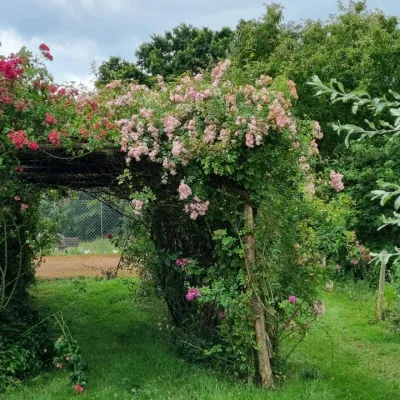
[1,0,399,87]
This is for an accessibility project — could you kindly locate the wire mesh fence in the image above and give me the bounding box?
[37,190,136,279]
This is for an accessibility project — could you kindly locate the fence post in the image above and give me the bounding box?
[376,258,387,321]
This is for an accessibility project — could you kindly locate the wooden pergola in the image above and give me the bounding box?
[16,145,125,188]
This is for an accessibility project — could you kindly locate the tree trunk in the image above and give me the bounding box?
[376,259,387,321]
[243,204,274,388]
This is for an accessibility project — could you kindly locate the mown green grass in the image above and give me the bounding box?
[49,238,118,256]
[3,279,399,400]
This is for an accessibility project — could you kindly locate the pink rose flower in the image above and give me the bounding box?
[186,288,201,301]
[288,295,298,304]
[73,384,84,393]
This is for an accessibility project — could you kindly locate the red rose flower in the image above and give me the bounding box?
[73,384,84,393]
[106,233,113,239]
[28,141,40,151]
[15,100,26,110]
[43,51,53,61]
[49,84,58,93]
[48,130,61,145]
[39,43,50,51]
[45,113,57,124]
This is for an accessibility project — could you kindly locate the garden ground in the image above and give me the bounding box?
[2,278,399,400]
[37,255,136,278]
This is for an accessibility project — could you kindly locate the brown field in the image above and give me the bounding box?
[36,254,137,278]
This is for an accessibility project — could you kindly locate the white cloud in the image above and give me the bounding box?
[0,28,103,87]
[189,6,265,30]
[0,28,32,55]
[31,0,139,17]
[32,37,104,62]
[79,0,138,14]
[3,0,400,89]
[64,72,96,89]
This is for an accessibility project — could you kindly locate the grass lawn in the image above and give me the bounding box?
[49,238,118,256]
[2,278,399,400]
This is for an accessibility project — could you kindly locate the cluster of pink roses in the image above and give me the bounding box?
[132,199,144,216]
[287,80,299,100]
[186,288,201,301]
[309,139,319,155]
[176,258,187,267]
[267,100,294,131]
[178,183,209,220]
[13,196,29,211]
[313,121,323,139]
[184,197,209,220]
[73,384,84,393]
[178,182,192,200]
[45,112,57,125]
[329,170,344,192]
[211,59,231,86]
[353,240,371,264]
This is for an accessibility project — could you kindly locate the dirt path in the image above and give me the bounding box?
[36,254,137,278]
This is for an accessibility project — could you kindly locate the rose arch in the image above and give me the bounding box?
[1,45,328,388]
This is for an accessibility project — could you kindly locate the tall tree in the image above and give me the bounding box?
[135,24,234,79]
[95,56,149,87]
[232,1,400,152]
[230,1,400,249]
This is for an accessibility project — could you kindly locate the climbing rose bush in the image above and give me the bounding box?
[95,61,325,219]
[330,170,345,192]
[87,62,334,381]
[2,45,337,384]
[0,45,91,393]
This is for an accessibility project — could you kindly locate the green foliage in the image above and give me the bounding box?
[228,2,400,253]
[0,302,53,391]
[95,56,150,87]
[53,314,87,388]
[39,193,123,243]
[136,24,234,79]
[310,75,400,325]
[231,1,400,142]
[231,3,290,67]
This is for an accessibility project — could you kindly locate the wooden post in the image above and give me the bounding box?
[376,258,387,321]
[243,204,274,388]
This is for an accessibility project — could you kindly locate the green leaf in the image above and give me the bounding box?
[389,90,400,100]
[394,195,400,210]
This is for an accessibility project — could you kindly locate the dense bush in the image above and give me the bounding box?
[0,301,53,390]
